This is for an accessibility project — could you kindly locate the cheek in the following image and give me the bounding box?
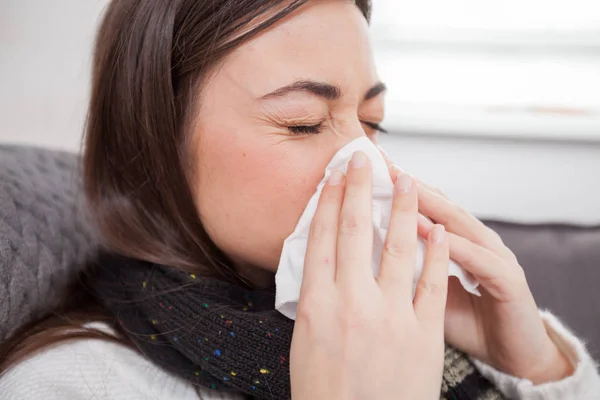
[206,134,318,213]
[195,131,328,270]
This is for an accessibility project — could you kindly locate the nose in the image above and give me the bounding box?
[332,118,372,149]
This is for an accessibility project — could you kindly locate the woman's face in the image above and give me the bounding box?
[193,1,385,279]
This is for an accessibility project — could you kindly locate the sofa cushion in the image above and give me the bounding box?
[0,145,96,341]
[485,220,600,361]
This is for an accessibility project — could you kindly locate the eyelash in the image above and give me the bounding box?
[362,121,389,134]
[288,123,324,135]
[288,121,388,135]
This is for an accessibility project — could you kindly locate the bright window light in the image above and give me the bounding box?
[371,0,600,141]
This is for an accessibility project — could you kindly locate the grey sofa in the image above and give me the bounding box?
[485,220,600,360]
[1,144,599,361]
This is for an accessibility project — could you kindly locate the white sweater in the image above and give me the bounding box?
[0,311,598,400]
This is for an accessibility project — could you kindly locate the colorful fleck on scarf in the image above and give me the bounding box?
[92,252,505,400]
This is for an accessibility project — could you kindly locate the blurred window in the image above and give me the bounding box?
[371,0,600,141]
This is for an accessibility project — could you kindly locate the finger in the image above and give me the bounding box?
[443,232,524,301]
[377,145,401,185]
[336,151,375,288]
[301,170,345,294]
[377,145,394,169]
[417,214,435,237]
[416,221,523,300]
[416,183,513,259]
[415,179,450,200]
[388,164,401,185]
[378,173,418,307]
[414,224,450,329]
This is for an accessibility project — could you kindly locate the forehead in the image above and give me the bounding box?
[214,1,378,99]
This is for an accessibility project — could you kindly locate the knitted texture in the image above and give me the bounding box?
[93,252,506,400]
[0,145,97,341]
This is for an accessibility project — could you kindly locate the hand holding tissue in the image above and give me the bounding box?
[275,137,480,320]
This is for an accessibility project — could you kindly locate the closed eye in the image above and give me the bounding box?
[361,121,388,134]
[287,121,388,135]
[288,123,323,135]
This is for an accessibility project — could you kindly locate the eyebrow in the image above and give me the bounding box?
[364,82,387,101]
[259,80,386,101]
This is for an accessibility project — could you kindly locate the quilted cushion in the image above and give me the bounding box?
[0,145,97,341]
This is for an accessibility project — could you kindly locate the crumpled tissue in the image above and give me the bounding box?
[275,136,480,320]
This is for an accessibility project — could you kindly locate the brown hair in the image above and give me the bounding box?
[0,0,371,376]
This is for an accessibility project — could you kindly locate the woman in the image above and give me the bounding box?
[0,0,598,399]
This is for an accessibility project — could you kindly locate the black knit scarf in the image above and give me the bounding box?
[92,252,505,400]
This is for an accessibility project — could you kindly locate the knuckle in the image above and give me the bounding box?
[463,257,482,275]
[510,264,528,285]
[423,181,449,200]
[437,189,449,199]
[484,275,506,295]
[430,185,444,196]
[339,213,370,236]
[417,279,446,297]
[296,294,326,323]
[435,189,450,200]
[482,228,519,260]
[455,204,470,218]
[486,227,503,242]
[487,264,527,297]
[309,217,333,240]
[383,240,413,260]
[505,249,519,263]
[295,300,313,323]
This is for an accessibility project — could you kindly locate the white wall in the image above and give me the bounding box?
[0,0,110,152]
[379,134,600,224]
[2,0,599,225]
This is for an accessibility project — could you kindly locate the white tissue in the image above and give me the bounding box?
[275,137,480,320]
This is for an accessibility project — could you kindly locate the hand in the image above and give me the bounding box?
[290,152,450,400]
[384,164,573,384]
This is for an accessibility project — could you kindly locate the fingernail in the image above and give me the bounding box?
[328,170,343,185]
[377,145,391,161]
[395,173,413,194]
[431,224,446,244]
[389,165,400,184]
[390,165,404,175]
[350,151,368,169]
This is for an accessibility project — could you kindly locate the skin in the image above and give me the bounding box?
[291,159,451,399]
[190,0,573,393]
[413,177,574,384]
[193,1,384,281]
